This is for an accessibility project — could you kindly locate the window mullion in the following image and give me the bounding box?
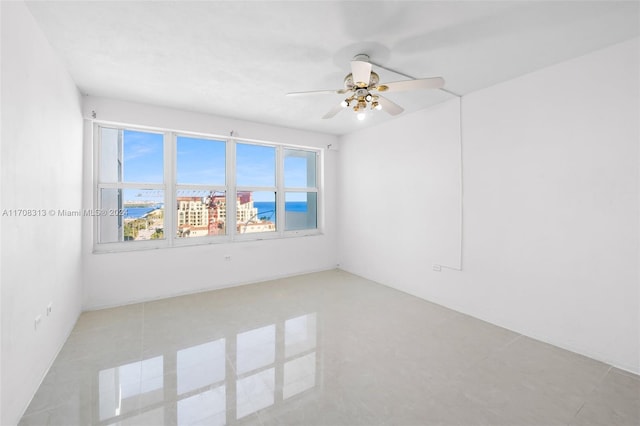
[234,186,277,193]
[276,145,285,235]
[93,124,101,248]
[317,150,322,232]
[166,131,176,246]
[227,139,237,240]
[281,188,318,193]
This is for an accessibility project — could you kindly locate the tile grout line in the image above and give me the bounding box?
[569,365,612,425]
[499,333,525,351]
[139,302,147,417]
[141,301,146,359]
[459,333,525,379]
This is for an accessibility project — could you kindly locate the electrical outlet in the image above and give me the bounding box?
[432,264,442,272]
[224,255,231,261]
[34,315,42,330]
[47,303,52,316]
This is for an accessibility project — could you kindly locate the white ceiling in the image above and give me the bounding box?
[26,1,639,135]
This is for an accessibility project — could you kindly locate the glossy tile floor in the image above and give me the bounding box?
[19,270,640,426]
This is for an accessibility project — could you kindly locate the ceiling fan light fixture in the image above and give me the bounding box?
[298,53,441,121]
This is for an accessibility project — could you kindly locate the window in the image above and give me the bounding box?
[97,128,165,244]
[284,149,318,231]
[94,125,320,250]
[236,143,277,235]
[176,135,226,239]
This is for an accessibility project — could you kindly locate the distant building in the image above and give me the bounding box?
[207,194,226,236]
[236,191,259,224]
[176,192,271,237]
[177,196,210,237]
[238,222,276,233]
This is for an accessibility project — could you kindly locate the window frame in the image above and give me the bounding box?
[233,141,280,242]
[93,124,169,251]
[173,133,230,247]
[92,123,322,253]
[283,147,320,234]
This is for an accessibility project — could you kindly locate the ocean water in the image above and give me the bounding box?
[254,201,307,222]
[124,206,160,219]
[124,202,307,220]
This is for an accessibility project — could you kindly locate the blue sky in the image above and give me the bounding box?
[177,136,226,185]
[236,143,275,187]
[121,130,312,203]
[123,130,164,183]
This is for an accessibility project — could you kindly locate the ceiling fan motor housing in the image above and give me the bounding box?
[291,53,444,119]
[354,88,368,98]
[344,71,380,91]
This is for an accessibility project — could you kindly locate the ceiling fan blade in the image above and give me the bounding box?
[322,103,345,119]
[351,60,372,88]
[287,88,348,96]
[377,96,404,116]
[376,77,445,93]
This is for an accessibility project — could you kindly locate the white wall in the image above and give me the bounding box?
[82,97,339,309]
[1,2,4,422]
[1,2,84,425]
[338,98,463,281]
[339,37,640,374]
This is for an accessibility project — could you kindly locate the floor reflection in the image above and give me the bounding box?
[99,356,164,421]
[100,313,318,425]
[177,339,226,395]
[178,386,226,426]
[237,325,275,375]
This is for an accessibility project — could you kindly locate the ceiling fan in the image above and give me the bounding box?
[287,54,445,120]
